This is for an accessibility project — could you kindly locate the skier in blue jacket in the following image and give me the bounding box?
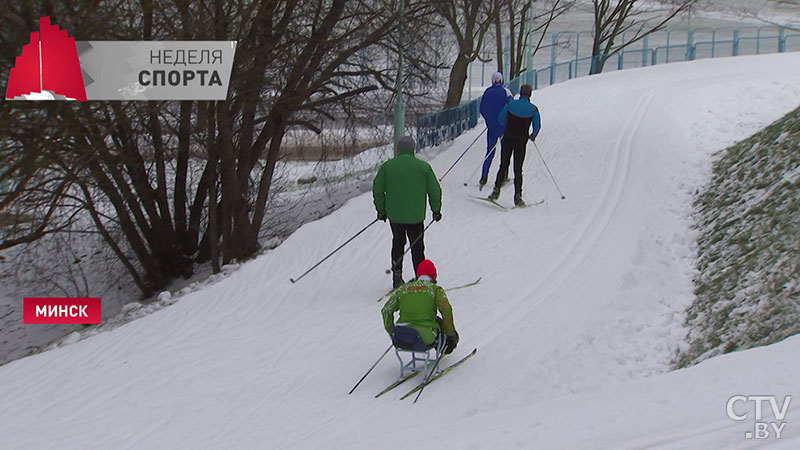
[488,84,541,207]
[478,72,513,187]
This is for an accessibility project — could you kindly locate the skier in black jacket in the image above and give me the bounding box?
[488,84,541,207]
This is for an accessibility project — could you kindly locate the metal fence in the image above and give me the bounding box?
[417,25,800,150]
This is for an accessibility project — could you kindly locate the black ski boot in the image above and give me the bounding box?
[514,196,526,207]
[488,186,501,201]
[392,270,404,289]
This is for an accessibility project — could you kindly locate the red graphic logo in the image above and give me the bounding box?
[6,17,87,101]
[23,298,102,324]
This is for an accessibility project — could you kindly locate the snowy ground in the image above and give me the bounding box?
[1,53,800,449]
[4,0,798,365]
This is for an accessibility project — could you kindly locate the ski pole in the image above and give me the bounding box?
[413,342,447,403]
[290,218,380,283]
[384,218,436,274]
[533,141,566,199]
[438,127,488,182]
[376,276,480,303]
[464,141,499,187]
[349,344,393,394]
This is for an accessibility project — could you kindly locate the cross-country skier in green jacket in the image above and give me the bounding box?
[381,259,459,354]
[373,136,442,289]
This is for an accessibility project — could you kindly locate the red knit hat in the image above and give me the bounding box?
[416,259,437,281]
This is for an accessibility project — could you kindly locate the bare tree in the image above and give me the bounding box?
[493,0,505,74]
[493,0,574,79]
[589,0,696,74]
[1,0,435,297]
[432,0,497,107]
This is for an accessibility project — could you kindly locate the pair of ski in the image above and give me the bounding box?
[374,348,477,401]
[472,178,545,209]
[376,276,482,302]
[475,177,513,191]
[470,195,545,210]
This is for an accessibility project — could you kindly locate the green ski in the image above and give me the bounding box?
[399,348,477,400]
[512,198,545,209]
[375,372,420,398]
[469,196,505,210]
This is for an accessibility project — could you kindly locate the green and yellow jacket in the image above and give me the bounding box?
[381,279,456,345]
[372,149,442,224]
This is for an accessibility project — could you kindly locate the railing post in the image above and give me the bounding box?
[527,49,534,77]
[618,51,624,70]
[534,69,538,90]
[686,29,694,61]
[651,48,657,66]
[360,49,367,87]
[666,30,671,63]
[480,44,485,87]
[757,27,762,54]
[733,29,740,56]
[779,27,786,53]
[711,29,716,57]
[642,35,649,66]
[550,33,558,85]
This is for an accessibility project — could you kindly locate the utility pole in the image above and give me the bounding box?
[393,0,406,155]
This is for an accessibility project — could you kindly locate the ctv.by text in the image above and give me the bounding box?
[727,395,792,440]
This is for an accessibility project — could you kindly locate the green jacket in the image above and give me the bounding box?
[381,279,456,345]
[373,150,442,224]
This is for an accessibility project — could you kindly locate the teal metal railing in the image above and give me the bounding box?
[418,25,800,149]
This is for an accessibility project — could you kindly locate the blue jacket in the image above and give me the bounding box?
[480,84,513,135]
[498,97,541,140]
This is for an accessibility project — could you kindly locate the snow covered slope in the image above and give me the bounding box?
[2,53,800,449]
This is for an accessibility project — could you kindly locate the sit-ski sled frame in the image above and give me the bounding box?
[394,331,446,380]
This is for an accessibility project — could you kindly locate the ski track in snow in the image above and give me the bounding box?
[2,54,800,449]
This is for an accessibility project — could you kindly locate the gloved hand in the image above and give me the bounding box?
[529,134,536,142]
[377,210,387,222]
[433,211,442,222]
[443,331,459,354]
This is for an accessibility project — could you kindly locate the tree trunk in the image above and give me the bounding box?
[252,111,286,234]
[444,53,471,107]
[494,2,504,73]
[175,100,192,251]
[507,3,516,76]
[590,55,607,74]
[206,101,220,274]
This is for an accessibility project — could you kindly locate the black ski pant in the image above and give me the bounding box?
[389,221,425,276]
[494,136,527,198]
